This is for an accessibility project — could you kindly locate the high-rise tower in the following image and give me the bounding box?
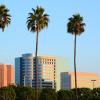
[15,53,56,89]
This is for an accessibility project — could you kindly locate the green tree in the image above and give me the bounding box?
[0,5,11,32]
[88,88,100,100]
[26,6,49,100]
[0,87,16,100]
[57,89,75,100]
[40,88,57,100]
[14,86,35,100]
[71,88,91,100]
[67,14,85,100]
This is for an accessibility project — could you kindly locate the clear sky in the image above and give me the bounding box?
[0,0,100,74]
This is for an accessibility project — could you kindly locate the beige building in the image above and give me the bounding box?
[37,56,56,88]
[0,64,14,87]
[61,72,100,89]
[15,54,56,89]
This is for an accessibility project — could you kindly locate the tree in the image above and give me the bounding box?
[67,14,85,100]
[40,88,57,100]
[71,88,91,100]
[57,89,75,100]
[26,6,49,100]
[0,87,16,100]
[89,88,100,100]
[14,86,35,100]
[0,5,11,32]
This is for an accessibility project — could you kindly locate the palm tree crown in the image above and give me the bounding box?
[67,14,85,35]
[0,5,11,32]
[27,6,49,33]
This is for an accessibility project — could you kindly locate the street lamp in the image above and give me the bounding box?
[91,80,96,89]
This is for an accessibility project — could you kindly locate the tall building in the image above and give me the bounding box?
[0,64,14,87]
[61,72,100,90]
[15,54,33,87]
[15,53,56,89]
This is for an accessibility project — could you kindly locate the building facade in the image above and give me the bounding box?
[0,64,14,87]
[61,72,100,90]
[15,53,56,89]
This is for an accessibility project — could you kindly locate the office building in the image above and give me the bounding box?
[61,72,100,90]
[0,64,14,87]
[15,53,56,89]
[15,54,33,87]
[56,57,69,90]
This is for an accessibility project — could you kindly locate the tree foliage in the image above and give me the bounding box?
[1,86,100,100]
[67,14,85,35]
[26,6,49,33]
[57,89,75,100]
[40,88,57,100]
[14,86,35,100]
[0,4,11,32]
[71,88,91,100]
[0,86,16,100]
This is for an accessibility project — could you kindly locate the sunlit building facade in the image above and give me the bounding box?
[0,64,14,87]
[15,53,56,89]
[61,72,100,90]
[15,54,33,87]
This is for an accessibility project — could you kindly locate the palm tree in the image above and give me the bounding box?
[27,6,49,100]
[67,14,85,100]
[0,5,11,32]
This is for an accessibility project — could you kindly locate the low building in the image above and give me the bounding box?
[0,64,14,87]
[61,72,100,89]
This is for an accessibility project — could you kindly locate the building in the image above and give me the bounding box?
[56,57,69,90]
[0,64,14,87]
[15,54,33,87]
[15,53,56,89]
[61,72,100,90]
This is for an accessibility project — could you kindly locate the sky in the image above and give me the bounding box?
[0,0,100,75]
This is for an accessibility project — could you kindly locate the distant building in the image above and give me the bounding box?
[61,72,100,89]
[0,64,14,87]
[56,57,69,90]
[15,53,56,89]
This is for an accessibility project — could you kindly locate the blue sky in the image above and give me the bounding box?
[0,0,100,74]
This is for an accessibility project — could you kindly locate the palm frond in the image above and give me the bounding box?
[0,4,11,31]
[67,14,85,35]
[26,6,49,33]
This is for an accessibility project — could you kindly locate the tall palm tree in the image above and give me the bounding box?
[27,6,49,100]
[0,5,11,32]
[67,14,85,100]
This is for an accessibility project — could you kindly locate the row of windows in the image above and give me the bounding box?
[33,58,56,61]
[20,60,56,65]
[33,61,56,65]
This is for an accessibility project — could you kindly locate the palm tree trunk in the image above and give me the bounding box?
[74,34,78,100]
[35,28,39,100]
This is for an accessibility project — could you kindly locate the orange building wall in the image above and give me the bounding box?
[69,72,100,89]
[0,64,14,87]
[0,64,7,87]
[7,65,14,85]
